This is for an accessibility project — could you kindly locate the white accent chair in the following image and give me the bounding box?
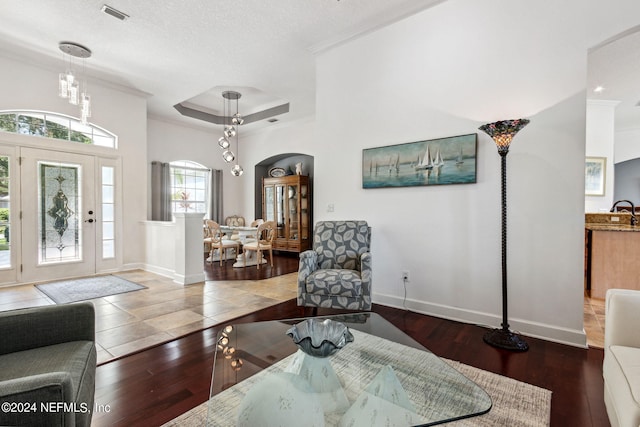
[603,288,640,427]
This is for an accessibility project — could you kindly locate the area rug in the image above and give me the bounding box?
[35,275,147,304]
[163,356,551,427]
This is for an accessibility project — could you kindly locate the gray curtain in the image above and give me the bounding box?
[151,161,171,221]
[210,169,223,222]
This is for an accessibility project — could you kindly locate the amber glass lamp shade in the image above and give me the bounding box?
[478,119,530,154]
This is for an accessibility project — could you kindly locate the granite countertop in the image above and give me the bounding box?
[585,223,640,232]
[585,212,640,232]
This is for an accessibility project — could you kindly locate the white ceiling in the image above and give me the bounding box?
[587,27,640,129]
[0,0,445,132]
[1,1,637,132]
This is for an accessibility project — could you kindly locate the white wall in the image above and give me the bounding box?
[314,0,586,346]
[147,118,243,218]
[143,221,176,277]
[242,0,640,347]
[586,100,618,212]
[0,51,148,269]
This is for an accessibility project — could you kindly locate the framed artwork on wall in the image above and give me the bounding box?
[362,133,477,189]
[585,156,606,196]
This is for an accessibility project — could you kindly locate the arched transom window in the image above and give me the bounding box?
[0,110,117,148]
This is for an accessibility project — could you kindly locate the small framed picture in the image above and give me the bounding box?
[585,157,606,196]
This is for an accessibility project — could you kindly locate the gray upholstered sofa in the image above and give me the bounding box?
[298,220,372,310]
[0,302,96,427]
[603,288,640,427]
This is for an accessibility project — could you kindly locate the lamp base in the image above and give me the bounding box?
[483,328,529,352]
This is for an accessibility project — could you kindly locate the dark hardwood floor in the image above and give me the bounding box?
[93,258,609,427]
[204,251,299,281]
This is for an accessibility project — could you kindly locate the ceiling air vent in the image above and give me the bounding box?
[268,118,279,123]
[101,4,129,21]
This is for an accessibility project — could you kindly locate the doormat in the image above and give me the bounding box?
[35,275,147,304]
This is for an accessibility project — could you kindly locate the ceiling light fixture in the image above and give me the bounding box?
[58,41,92,124]
[101,4,129,21]
[594,86,605,93]
[218,91,244,177]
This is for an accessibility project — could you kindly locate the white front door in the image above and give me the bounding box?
[0,146,17,285]
[20,148,97,283]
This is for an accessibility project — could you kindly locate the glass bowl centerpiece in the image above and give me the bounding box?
[286,318,354,358]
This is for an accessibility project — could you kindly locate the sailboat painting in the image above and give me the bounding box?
[362,133,477,188]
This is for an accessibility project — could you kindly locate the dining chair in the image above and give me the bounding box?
[224,215,246,242]
[242,220,276,269]
[250,218,264,227]
[204,219,240,266]
[241,219,264,245]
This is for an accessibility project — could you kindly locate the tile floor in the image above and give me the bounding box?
[584,293,605,349]
[0,270,298,364]
[0,271,604,362]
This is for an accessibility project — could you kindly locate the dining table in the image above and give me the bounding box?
[219,225,266,268]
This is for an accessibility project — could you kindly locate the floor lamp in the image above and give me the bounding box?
[478,118,530,352]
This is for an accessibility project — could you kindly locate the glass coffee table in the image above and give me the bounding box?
[207,313,491,426]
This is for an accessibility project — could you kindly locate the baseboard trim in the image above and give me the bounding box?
[173,272,205,286]
[141,264,174,280]
[373,292,587,348]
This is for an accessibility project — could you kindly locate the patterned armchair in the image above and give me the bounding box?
[298,220,372,310]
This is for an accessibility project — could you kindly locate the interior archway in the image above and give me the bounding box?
[253,153,314,222]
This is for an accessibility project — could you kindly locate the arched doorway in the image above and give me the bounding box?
[253,153,314,221]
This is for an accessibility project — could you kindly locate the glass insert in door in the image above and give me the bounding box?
[0,156,10,268]
[264,186,274,222]
[288,184,298,240]
[38,162,82,264]
[300,183,308,243]
[276,185,285,238]
[102,166,115,259]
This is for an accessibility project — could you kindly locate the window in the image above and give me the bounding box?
[0,110,117,148]
[170,161,210,214]
[102,166,115,259]
[0,156,10,268]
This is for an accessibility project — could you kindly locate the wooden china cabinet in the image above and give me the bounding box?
[262,175,311,252]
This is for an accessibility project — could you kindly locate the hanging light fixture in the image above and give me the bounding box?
[217,92,231,149]
[218,136,230,149]
[58,42,92,124]
[230,119,243,177]
[218,90,244,176]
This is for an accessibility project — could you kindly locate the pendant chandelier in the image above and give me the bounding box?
[218,90,244,176]
[58,42,92,125]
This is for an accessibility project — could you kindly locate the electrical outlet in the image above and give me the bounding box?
[402,271,409,282]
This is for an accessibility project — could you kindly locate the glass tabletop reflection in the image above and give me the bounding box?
[207,312,491,427]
